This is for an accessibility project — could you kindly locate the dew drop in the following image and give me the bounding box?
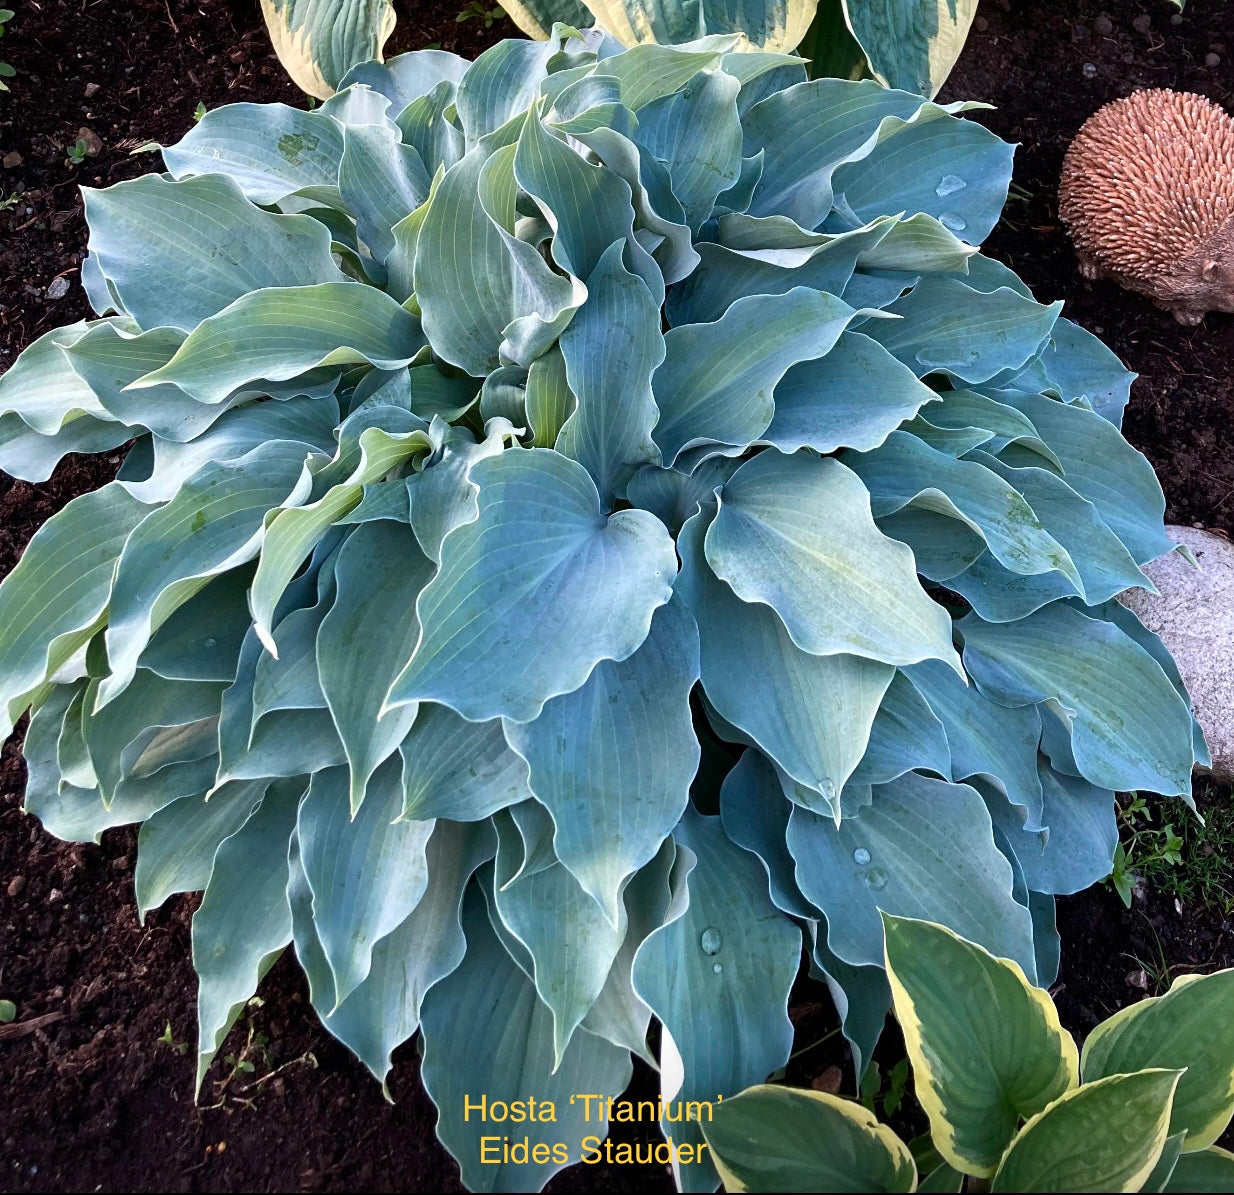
[865,867,889,891]
[935,174,967,197]
[852,847,871,866]
[700,927,723,955]
[712,962,723,975]
[938,212,967,232]
[203,637,217,648]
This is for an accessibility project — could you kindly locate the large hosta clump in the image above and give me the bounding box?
[0,28,1207,1192]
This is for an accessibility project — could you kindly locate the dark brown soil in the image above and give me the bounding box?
[2,0,1232,1190]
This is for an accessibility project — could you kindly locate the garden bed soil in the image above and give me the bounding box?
[1,0,1232,1190]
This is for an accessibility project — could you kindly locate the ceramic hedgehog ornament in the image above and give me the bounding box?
[1059,89,1234,325]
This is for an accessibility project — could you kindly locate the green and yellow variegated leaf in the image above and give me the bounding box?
[882,914,1078,1178]
[1081,970,1234,1151]
[701,1083,917,1192]
[260,0,396,99]
[991,1070,1183,1194]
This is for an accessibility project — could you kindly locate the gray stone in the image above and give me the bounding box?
[1119,525,1234,778]
[45,276,70,300]
[83,81,100,98]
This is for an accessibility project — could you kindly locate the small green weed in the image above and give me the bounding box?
[456,1,506,28]
[1136,788,1234,916]
[0,998,16,1024]
[158,1020,190,1055]
[859,1057,911,1119]
[0,192,19,213]
[1106,793,1184,908]
[193,101,207,122]
[64,138,89,167]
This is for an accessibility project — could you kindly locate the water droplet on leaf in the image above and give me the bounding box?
[852,848,871,866]
[865,867,889,891]
[203,637,217,648]
[700,927,722,955]
[939,212,967,232]
[712,962,723,975]
[935,174,966,197]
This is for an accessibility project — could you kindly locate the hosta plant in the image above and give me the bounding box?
[0,27,1207,1193]
[703,916,1234,1193]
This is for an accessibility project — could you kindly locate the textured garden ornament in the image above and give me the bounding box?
[1059,89,1234,325]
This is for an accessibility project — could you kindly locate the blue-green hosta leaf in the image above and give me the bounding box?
[83,174,343,333]
[217,628,347,785]
[193,779,301,1092]
[833,108,1012,244]
[289,817,494,1091]
[1082,969,1234,1151]
[504,596,699,927]
[570,124,699,285]
[841,0,978,97]
[404,419,521,563]
[625,458,735,538]
[318,83,393,127]
[100,440,315,707]
[134,780,267,920]
[1006,393,1176,565]
[598,43,729,111]
[633,810,801,1192]
[399,706,532,823]
[415,143,581,376]
[702,1083,917,1195]
[705,449,960,670]
[339,122,431,264]
[652,287,859,465]
[0,321,138,482]
[846,431,1082,591]
[339,49,469,113]
[556,241,662,509]
[1038,316,1135,426]
[762,331,940,456]
[524,345,575,449]
[21,683,191,843]
[129,283,424,405]
[991,1070,1182,1194]
[500,0,594,40]
[420,884,633,1194]
[162,104,344,205]
[907,658,1045,830]
[743,79,927,229]
[1099,599,1209,769]
[317,521,433,813]
[913,389,1059,466]
[867,276,1061,387]
[260,0,395,99]
[632,67,742,232]
[298,761,435,1008]
[810,926,892,1085]
[958,604,1196,797]
[677,509,891,816]
[455,37,558,143]
[787,772,1038,977]
[956,449,1149,615]
[491,816,624,1067]
[0,482,150,737]
[883,914,1078,1178]
[397,81,465,180]
[81,669,225,803]
[139,568,255,684]
[252,571,334,725]
[849,671,950,787]
[983,765,1118,897]
[387,448,677,723]
[123,393,340,505]
[719,748,823,921]
[581,837,676,1063]
[514,107,661,303]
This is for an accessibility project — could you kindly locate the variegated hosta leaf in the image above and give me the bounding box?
[260,0,395,99]
[1,33,1205,1195]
